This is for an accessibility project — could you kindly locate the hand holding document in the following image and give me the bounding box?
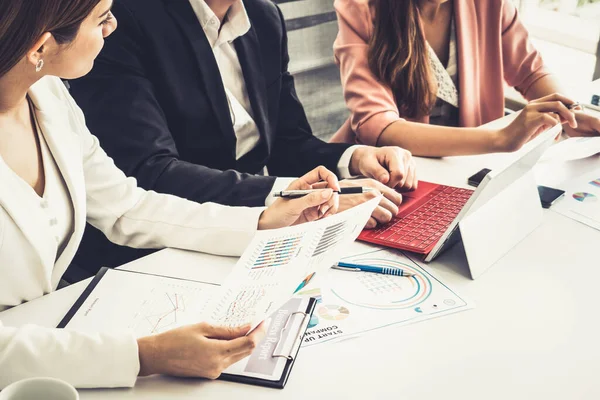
[202,195,381,329]
[59,196,380,386]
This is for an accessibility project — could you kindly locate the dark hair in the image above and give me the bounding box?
[368,0,436,119]
[0,0,102,77]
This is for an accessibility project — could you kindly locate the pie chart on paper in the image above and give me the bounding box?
[572,192,598,203]
[589,178,600,188]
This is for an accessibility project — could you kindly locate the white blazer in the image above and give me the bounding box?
[0,76,265,389]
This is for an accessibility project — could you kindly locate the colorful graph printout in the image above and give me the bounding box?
[251,236,302,269]
[318,305,350,321]
[572,192,598,202]
[589,179,600,188]
[550,167,600,232]
[298,245,472,347]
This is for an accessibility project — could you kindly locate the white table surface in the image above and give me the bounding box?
[2,100,600,400]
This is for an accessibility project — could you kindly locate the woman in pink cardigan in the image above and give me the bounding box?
[331,0,600,157]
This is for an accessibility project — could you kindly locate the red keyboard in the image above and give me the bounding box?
[359,182,474,255]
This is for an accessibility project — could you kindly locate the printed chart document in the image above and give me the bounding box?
[296,243,473,347]
[203,196,380,329]
[60,269,217,337]
[551,166,600,231]
[59,269,314,386]
[59,197,379,384]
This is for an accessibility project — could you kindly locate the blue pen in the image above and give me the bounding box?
[332,261,415,277]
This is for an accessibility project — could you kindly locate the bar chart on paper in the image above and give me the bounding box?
[248,235,303,270]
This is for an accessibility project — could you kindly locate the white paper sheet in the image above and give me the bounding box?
[62,197,379,335]
[550,166,600,231]
[202,196,381,329]
[63,270,216,337]
[61,197,379,381]
[296,243,473,347]
[540,137,600,163]
[62,270,308,381]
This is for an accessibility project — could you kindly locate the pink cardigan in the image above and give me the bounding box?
[330,0,552,145]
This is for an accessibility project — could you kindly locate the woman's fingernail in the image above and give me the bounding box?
[320,205,330,216]
[322,189,332,199]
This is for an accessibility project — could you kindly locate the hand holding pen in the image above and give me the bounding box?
[563,100,600,138]
[258,166,341,229]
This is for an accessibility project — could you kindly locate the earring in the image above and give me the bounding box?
[35,59,44,72]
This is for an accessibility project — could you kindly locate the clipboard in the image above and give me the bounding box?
[56,267,316,389]
[219,297,317,389]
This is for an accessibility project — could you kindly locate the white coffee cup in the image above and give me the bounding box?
[0,377,78,400]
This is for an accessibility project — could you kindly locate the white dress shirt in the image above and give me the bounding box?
[187,0,359,204]
[35,110,75,258]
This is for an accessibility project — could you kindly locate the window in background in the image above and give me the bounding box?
[276,0,347,141]
[508,0,600,105]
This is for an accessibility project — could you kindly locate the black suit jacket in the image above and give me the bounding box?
[66,0,351,279]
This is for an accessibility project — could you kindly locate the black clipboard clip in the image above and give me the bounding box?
[219,297,317,389]
[272,311,310,360]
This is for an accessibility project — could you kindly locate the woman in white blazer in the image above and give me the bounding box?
[0,0,352,389]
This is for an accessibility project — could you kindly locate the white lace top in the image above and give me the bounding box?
[428,17,460,127]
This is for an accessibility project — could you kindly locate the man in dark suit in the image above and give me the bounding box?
[67,0,417,279]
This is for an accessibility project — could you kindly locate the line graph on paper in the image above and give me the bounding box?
[128,284,214,336]
[145,292,185,333]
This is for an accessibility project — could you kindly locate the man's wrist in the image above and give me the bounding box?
[341,145,366,177]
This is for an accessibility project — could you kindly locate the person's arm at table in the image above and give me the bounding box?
[0,319,139,389]
[514,74,600,137]
[334,0,578,157]
[377,96,578,156]
[498,1,600,137]
[0,318,265,389]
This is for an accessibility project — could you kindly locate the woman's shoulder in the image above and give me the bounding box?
[334,0,375,36]
[471,0,508,18]
[30,76,71,102]
[334,0,374,15]
[29,76,87,135]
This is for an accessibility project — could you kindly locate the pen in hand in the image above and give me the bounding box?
[568,102,583,111]
[274,187,375,199]
[332,261,415,277]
